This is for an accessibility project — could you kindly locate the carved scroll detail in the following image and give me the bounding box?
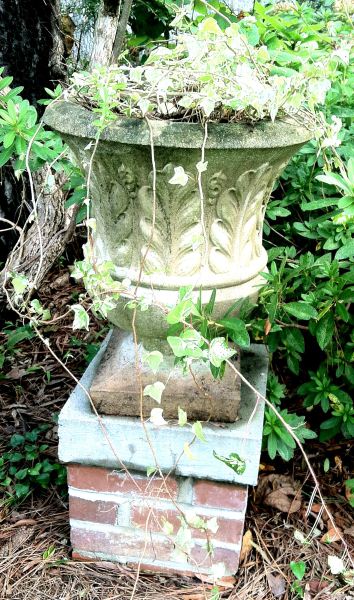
[138,164,202,276]
[209,164,274,274]
[90,160,135,267]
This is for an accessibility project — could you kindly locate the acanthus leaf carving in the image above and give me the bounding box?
[90,159,135,267]
[209,163,274,274]
[138,163,203,277]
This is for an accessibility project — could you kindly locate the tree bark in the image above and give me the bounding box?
[0,0,65,108]
[90,0,134,68]
[0,169,78,308]
[0,0,66,276]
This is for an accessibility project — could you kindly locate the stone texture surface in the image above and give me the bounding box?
[89,328,241,420]
[68,464,248,576]
[44,101,313,343]
[58,332,268,486]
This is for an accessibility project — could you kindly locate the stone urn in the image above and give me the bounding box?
[44,101,312,421]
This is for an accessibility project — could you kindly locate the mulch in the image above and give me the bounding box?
[0,261,353,600]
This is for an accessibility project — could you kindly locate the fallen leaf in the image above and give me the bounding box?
[195,573,235,589]
[344,525,354,538]
[334,455,342,473]
[266,572,286,597]
[13,519,37,527]
[259,464,275,472]
[6,367,27,379]
[321,527,342,544]
[310,503,322,513]
[255,474,302,514]
[308,579,330,594]
[240,529,253,564]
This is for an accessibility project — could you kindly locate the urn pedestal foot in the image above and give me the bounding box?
[89,328,241,422]
[58,333,268,576]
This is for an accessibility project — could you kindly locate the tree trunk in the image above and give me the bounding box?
[90,0,134,68]
[0,169,78,308]
[0,0,66,271]
[0,0,65,108]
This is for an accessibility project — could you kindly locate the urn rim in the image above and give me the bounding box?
[44,100,314,150]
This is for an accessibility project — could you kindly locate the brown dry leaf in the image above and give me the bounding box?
[6,367,27,379]
[264,319,272,336]
[0,526,34,558]
[344,525,354,538]
[334,455,342,472]
[255,474,302,514]
[320,527,342,543]
[266,572,286,598]
[308,579,330,594]
[259,464,276,472]
[240,529,253,564]
[195,574,235,589]
[13,519,37,527]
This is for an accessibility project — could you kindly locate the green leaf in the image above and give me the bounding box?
[219,318,250,348]
[143,350,163,374]
[178,407,187,427]
[192,421,207,442]
[335,240,354,261]
[213,450,246,475]
[290,560,306,581]
[316,173,351,195]
[11,273,29,297]
[14,483,30,497]
[209,337,236,368]
[71,304,90,331]
[10,434,25,448]
[143,381,165,404]
[284,302,318,321]
[315,312,334,350]
[146,466,157,477]
[15,468,28,480]
[166,299,196,325]
[282,327,305,353]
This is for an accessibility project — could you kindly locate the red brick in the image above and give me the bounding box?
[71,526,174,561]
[69,495,117,525]
[131,504,181,533]
[67,465,178,499]
[191,544,239,574]
[193,480,247,511]
[131,504,243,544]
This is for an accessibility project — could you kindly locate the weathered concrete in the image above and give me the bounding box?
[58,332,268,486]
[89,328,241,421]
[44,101,313,345]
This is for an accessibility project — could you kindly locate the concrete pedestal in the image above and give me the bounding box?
[59,333,268,576]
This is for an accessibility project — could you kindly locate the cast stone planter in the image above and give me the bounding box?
[44,102,312,420]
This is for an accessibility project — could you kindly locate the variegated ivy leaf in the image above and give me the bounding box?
[207,517,219,534]
[192,421,207,442]
[328,555,345,575]
[150,407,167,427]
[143,350,163,374]
[11,273,29,297]
[72,304,90,331]
[209,337,236,368]
[213,450,246,475]
[144,381,165,403]
[168,166,189,186]
[178,407,187,427]
[196,160,208,173]
[183,442,195,460]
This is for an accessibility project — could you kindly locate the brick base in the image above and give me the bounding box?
[68,464,248,577]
